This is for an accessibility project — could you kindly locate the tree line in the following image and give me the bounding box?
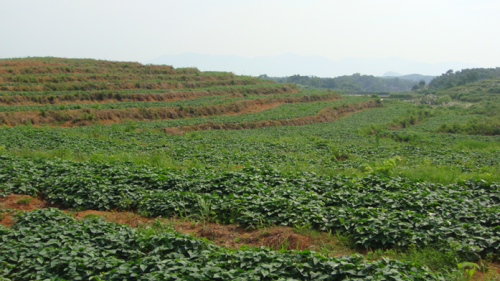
[261,73,418,93]
[429,68,500,90]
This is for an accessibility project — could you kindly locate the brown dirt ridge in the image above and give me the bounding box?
[0,194,344,254]
[2,195,499,280]
[0,73,222,85]
[164,100,380,134]
[0,90,335,127]
[0,84,293,106]
[0,78,266,92]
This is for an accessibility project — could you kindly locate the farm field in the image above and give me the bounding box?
[1,58,500,280]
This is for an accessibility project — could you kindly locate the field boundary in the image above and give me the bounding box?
[164,100,381,134]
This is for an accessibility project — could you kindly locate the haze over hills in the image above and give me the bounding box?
[146,52,480,78]
[380,73,437,84]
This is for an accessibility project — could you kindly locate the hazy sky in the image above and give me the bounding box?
[1,0,499,67]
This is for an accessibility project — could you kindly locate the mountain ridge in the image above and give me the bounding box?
[145,52,480,78]
[380,74,437,83]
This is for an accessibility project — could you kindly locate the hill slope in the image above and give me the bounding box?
[1,57,500,281]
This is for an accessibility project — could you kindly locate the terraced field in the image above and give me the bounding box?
[1,57,500,280]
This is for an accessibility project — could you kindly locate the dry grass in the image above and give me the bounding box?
[0,194,351,256]
[0,89,333,127]
[164,100,379,134]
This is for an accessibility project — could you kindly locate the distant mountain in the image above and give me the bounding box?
[383,71,403,77]
[145,53,481,78]
[381,74,437,84]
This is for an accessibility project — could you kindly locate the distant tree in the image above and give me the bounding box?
[310,77,322,88]
[466,71,479,83]
[445,80,455,89]
[267,73,416,92]
[323,78,336,88]
[419,80,426,87]
[437,95,452,105]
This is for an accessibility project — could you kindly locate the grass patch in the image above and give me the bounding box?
[16,197,32,205]
[454,139,500,151]
[292,227,356,257]
[380,245,459,273]
[82,213,102,220]
[395,164,500,184]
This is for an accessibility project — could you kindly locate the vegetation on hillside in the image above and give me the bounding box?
[429,67,500,90]
[1,57,500,280]
[261,73,418,93]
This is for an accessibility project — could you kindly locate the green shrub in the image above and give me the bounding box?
[437,95,452,105]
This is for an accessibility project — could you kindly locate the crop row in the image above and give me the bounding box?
[0,57,198,73]
[0,92,338,126]
[0,57,146,67]
[0,83,293,97]
[109,95,366,129]
[0,84,295,106]
[0,90,325,113]
[0,73,235,84]
[0,77,266,92]
[1,155,499,259]
[1,102,498,172]
[0,208,439,280]
[0,65,198,75]
[0,77,256,90]
[0,89,331,111]
[163,100,379,134]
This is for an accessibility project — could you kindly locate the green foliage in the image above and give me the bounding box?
[1,155,500,261]
[0,85,298,114]
[411,80,427,91]
[429,68,500,90]
[82,213,101,220]
[388,108,440,129]
[358,124,387,137]
[2,58,500,278]
[454,139,500,151]
[375,244,460,273]
[0,208,440,280]
[1,101,499,180]
[16,196,32,205]
[436,95,452,105]
[433,77,500,105]
[123,120,138,132]
[362,156,402,175]
[437,116,500,135]
[268,73,417,92]
[457,262,480,279]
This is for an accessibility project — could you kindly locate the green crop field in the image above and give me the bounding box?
[1,57,500,280]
